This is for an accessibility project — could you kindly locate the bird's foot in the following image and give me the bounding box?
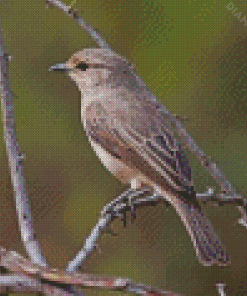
[101,187,152,227]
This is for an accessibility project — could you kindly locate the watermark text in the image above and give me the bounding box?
[226,2,247,26]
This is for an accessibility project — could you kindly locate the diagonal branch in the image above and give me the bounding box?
[66,188,150,272]
[45,0,111,49]
[66,186,246,272]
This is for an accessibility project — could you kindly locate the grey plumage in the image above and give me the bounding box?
[50,48,230,266]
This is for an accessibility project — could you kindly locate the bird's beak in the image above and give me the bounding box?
[49,63,73,71]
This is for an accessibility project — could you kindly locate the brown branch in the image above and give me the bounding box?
[0,275,87,295]
[0,246,183,295]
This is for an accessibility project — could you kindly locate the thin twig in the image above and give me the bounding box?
[66,188,150,272]
[67,189,164,272]
[45,0,111,49]
[0,23,46,267]
[171,118,242,197]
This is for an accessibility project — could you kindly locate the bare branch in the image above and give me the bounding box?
[66,186,246,272]
[171,119,240,197]
[66,188,150,272]
[0,21,47,267]
[0,246,183,295]
[0,275,86,295]
[0,275,42,293]
[45,0,110,49]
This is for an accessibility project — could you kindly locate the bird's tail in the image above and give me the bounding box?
[167,192,230,266]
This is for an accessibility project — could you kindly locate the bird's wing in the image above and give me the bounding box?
[84,99,193,196]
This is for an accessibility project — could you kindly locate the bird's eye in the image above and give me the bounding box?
[76,62,89,71]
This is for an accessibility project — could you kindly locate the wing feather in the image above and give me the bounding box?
[84,99,193,195]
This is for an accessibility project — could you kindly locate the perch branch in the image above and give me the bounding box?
[67,186,246,272]
[66,188,151,272]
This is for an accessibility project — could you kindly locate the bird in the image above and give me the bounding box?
[50,48,230,266]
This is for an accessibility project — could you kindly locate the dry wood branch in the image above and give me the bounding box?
[45,0,110,49]
[66,186,246,272]
[0,247,182,295]
[0,20,46,267]
[0,275,88,296]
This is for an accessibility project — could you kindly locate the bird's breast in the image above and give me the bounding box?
[88,138,140,184]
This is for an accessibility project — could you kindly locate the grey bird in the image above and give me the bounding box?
[50,48,230,266]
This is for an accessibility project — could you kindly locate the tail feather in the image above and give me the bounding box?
[169,193,230,266]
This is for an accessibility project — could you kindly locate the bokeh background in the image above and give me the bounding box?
[0,0,246,295]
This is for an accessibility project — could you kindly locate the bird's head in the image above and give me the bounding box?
[50,48,134,88]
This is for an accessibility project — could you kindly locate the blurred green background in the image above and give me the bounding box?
[0,0,246,295]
